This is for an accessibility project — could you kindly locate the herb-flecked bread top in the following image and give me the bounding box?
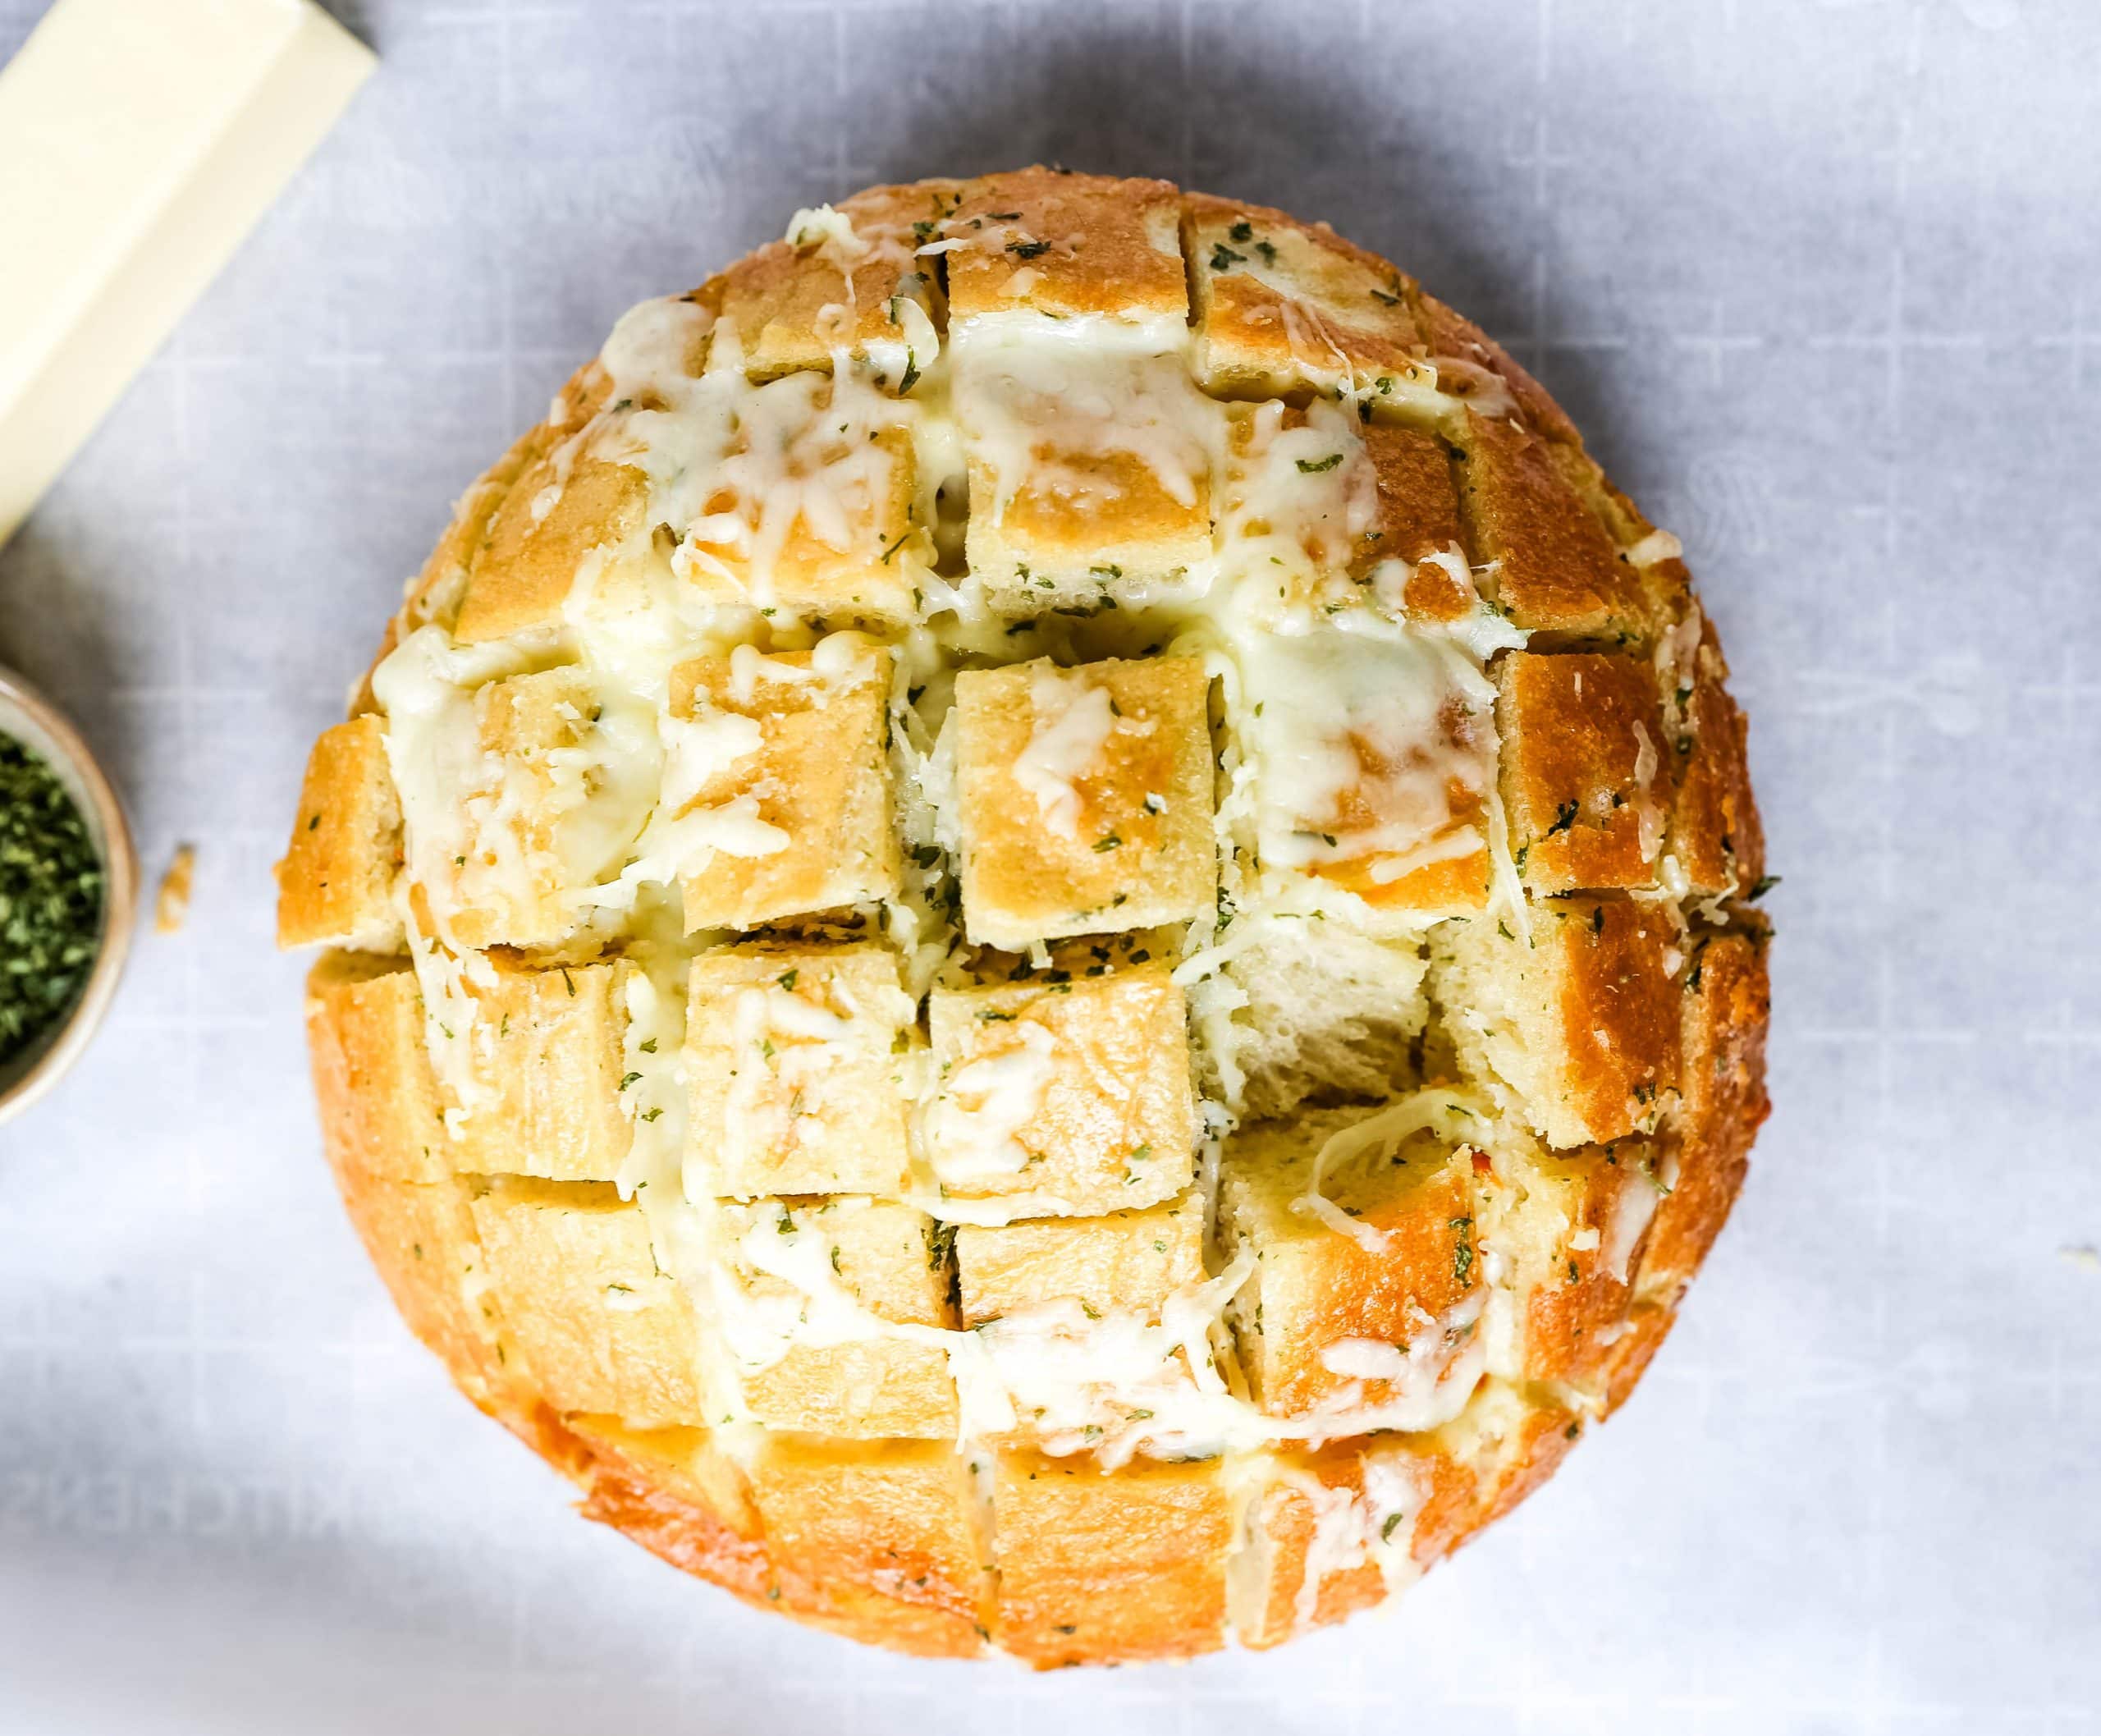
[275,168,1772,1665]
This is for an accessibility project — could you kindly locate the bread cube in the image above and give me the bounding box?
[677,371,922,623]
[437,666,634,950]
[1637,925,1769,1303]
[1235,625,1493,916]
[954,338,1218,609]
[469,1177,707,1427]
[944,167,1187,330]
[951,656,1215,948]
[716,1196,956,1439]
[1664,625,1766,896]
[923,962,1196,1215]
[1453,410,1649,642]
[449,319,721,641]
[1184,195,1436,406]
[433,353,671,643]
[1498,651,1673,893]
[277,715,404,950]
[304,953,448,1186]
[1362,423,1472,596]
[742,1336,956,1443]
[991,1450,1233,1665]
[1234,1446,1401,1649]
[1476,1138,1664,1390]
[1217,1105,1484,1421]
[955,1190,1206,1326]
[744,1434,991,1658]
[713,179,954,385]
[447,957,634,1184]
[1199,911,1431,1120]
[1431,897,1684,1148]
[684,941,916,1199]
[454,452,652,643]
[665,640,898,931]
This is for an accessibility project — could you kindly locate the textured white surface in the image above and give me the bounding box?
[1,0,2097,1730]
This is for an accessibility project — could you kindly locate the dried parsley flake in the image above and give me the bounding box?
[0,734,103,1068]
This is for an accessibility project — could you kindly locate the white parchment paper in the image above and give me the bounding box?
[1,0,2095,1729]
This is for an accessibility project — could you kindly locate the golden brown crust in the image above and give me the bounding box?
[275,715,403,950]
[1432,897,1685,1149]
[1183,192,1427,398]
[680,396,922,625]
[468,1177,709,1427]
[953,655,1216,950]
[305,955,525,1412]
[1641,923,1770,1302]
[1597,1301,1677,1417]
[304,952,447,1186]
[1407,1387,1583,1563]
[350,410,562,713]
[948,167,1187,326]
[1453,409,1651,642]
[457,456,649,646]
[927,961,1197,1215]
[1550,898,1685,1141]
[727,1198,959,1439]
[1479,1140,1658,1391]
[1670,625,1768,895]
[992,1450,1232,1666]
[956,1193,1206,1325]
[1499,652,1673,893]
[290,171,1769,1666]
[683,941,916,1198]
[745,1434,991,1656]
[1406,288,1577,444]
[565,1418,776,1606]
[718,180,956,383]
[1362,419,1468,577]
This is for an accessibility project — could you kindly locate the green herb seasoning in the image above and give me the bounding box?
[0,734,103,1068]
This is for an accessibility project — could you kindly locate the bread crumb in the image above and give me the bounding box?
[154,843,196,935]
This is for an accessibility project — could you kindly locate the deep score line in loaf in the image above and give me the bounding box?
[274,167,1771,1665]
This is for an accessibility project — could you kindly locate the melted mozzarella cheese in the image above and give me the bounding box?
[1601,1160,1665,1284]
[949,316,1228,520]
[922,1019,1059,1185]
[1289,1089,1490,1253]
[675,366,913,611]
[1217,399,1379,606]
[1233,617,1493,883]
[1012,665,1116,839]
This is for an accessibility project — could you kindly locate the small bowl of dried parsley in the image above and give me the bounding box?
[0,666,136,1125]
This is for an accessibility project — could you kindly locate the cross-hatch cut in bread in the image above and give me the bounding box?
[276,169,1770,1664]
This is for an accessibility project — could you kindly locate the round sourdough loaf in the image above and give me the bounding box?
[277,169,1770,1665]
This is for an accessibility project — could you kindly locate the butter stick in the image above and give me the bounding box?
[0,0,375,545]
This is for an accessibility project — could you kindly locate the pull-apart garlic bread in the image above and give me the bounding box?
[281,168,1769,1664]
